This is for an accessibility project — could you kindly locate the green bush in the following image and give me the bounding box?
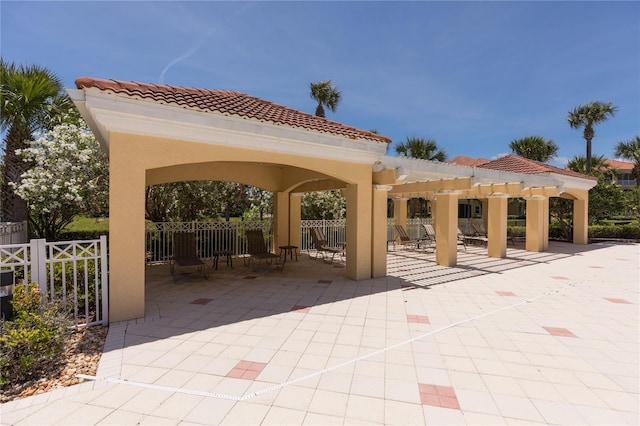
[0,283,71,387]
[589,224,640,240]
[57,230,108,241]
[507,226,526,237]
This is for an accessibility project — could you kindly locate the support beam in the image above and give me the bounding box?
[289,194,302,248]
[372,185,391,277]
[435,190,461,267]
[388,177,472,196]
[373,168,400,185]
[573,198,589,245]
[273,192,290,251]
[109,134,146,321]
[525,196,546,252]
[393,198,408,230]
[345,182,373,280]
[543,196,549,250]
[487,194,509,258]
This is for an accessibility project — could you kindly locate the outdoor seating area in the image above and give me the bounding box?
[309,227,344,263]
[170,232,208,281]
[2,241,637,425]
[393,224,431,251]
[244,229,283,271]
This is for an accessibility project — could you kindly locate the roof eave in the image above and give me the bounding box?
[69,87,388,163]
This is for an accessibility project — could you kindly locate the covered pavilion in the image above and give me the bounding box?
[69,78,597,321]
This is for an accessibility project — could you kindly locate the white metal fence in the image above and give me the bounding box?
[0,237,108,327]
[144,218,443,263]
[0,221,28,245]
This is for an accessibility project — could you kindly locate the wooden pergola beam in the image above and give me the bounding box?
[388,177,472,196]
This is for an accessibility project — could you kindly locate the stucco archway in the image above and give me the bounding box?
[70,78,597,322]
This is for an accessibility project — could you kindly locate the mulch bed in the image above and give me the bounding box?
[0,325,108,403]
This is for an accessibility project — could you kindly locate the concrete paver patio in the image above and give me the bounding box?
[1,242,638,425]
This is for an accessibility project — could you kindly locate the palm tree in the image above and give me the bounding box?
[309,80,341,118]
[567,101,617,174]
[509,135,559,162]
[395,137,447,161]
[614,136,640,186]
[0,59,71,222]
[567,154,615,180]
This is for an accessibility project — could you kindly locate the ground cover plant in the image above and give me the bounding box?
[0,283,70,388]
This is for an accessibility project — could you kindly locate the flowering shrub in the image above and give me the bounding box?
[301,190,346,220]
[11,123,109,239]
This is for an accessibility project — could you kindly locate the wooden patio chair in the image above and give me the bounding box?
[170,232,208,281]
[310,227,344,263]
[422,224,466,251]
[393,225,429,250]
[245,229,283,271]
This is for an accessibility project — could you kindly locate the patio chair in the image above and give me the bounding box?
[310,227,344,263]
[171,232,208,281]
[422,224,466,251]
[245,229,283,271]
[463,223,488,247]
[393,225,429,251]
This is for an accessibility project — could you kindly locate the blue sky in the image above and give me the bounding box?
[1,1,638,167]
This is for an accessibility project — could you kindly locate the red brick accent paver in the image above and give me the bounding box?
[291,305,311,313]
[604,298,632,304]
[496,291,516,296]
[419,383,460,409]
[226,360,267,380]
[407,315,430,324]
[543,326,577,337]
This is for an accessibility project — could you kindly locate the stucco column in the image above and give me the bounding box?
[434,190,461,267]
[525,196,546,252]
[372,185,391,277]
[273,191,290,251]
[345,182,372,280]
[481,198,489,233]
[393,197,408,229]
[289,193,302,248]
[487,194,509,258]
[573,197,589,245]
[109,133,146,321]
[543,197,550,250]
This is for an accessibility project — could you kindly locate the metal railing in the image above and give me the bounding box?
[0,237,108,327]
[145,219,442,263]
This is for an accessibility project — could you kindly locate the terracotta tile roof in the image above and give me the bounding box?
[605,159,634,171]
[479,154,597,181]
[447,155,491,167]
[75,77,391,144]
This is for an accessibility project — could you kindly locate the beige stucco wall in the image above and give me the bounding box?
[108,131,382,321]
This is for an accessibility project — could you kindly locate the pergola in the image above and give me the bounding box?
[70,78,596,322]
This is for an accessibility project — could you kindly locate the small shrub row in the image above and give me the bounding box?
[589,224,640,240]
[0,283,72,387]
[547,222,640,241]
[57,230,108,241]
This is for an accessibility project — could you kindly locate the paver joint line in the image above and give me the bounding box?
[76,272,601,403]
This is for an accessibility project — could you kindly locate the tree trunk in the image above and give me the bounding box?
[1,126,31,222]
[585,137,593,174]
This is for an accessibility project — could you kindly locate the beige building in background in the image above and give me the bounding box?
[70,78,597,321]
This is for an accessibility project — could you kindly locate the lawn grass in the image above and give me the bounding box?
[65,216,110,233]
